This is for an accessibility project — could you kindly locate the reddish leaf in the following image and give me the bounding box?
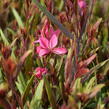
[19,50,32,64]
[87,18,102,46]
[83,54,97,66]
[1,47,11,59]
[75,68,90,78]
[75,54,96,79]
[2,58,16,77]
[93,18,102,31]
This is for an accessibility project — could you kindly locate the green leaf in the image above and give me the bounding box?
[30,79,44,109]
[16,72,26,95]
[83,58,109,81]
[32,0,73,39]
[48,107,52,109]
[97,58,109,75]
[0,82,8,92]
[7,28,16,35]
[11,8,24,28]
[24,54,33,73]
[84,76,96,94]
[89,84,105,98]
[40,0,46,7]
[0,29,9,46]
[55,0,64,11]
[22,75,34,105]
[0,69,4,84]
[73,78,82,93]
[44,76,57,109]
[91,58,109,73]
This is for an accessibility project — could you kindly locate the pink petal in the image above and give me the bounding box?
[48,27,60,39]
[39,48,50,57]
[41,19,50,37]
[35,67,48,79]
[39,37,49,48]
[54,29,61,37]
[41,25,49,37]
[33,39,40,44]
[49,34,58,49]
[35,67,42,72]
[36,71,42,79]
[36,46,42,54]
[41,68,47,75]
[78,0,86,9]
[52,47,67,55]
[46,27,54,39]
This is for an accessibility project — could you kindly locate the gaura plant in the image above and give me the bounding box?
[0,0,109,109]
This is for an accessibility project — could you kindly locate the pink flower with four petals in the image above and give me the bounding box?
[35,27,67,57]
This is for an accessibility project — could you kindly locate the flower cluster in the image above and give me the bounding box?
[35,67,47,79]
[33,20,67,79]
[35,27,67,57]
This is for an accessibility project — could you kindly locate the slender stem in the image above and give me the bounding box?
[77,0,95,56]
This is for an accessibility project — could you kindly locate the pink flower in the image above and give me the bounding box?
[35,67,47,79]
[35,28,67,57]
[78,0,86,9]
[41,19,60,39]
[78,0,86,15]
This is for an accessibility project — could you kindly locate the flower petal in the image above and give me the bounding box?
[41,19,50,37]
[35,67,48,79]
[48,27,60,39]
[41,68,47,75]
[39,48,50,57]
[33,39,40,44]
[36,71,42,79]
[47,27,53,38]
[78,0,86,9]
[53,47,67,55]
[49,34,58,48]
[54,29,60,37]
[36,46,42,54]
[39,37,49,48]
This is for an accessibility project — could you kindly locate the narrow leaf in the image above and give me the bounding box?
[90,59,109,73]
[7,28,16,35]
[44,76,57,109]
[0,29,9,46]
[11,8,24,28]
[22,75,34,104]
[20,50,32,64]
[89,84,105,98]
[30,79,44,109]
[16,72,26,95]
[83,59,109,82]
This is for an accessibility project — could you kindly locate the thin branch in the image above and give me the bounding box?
[77,0,95,55]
